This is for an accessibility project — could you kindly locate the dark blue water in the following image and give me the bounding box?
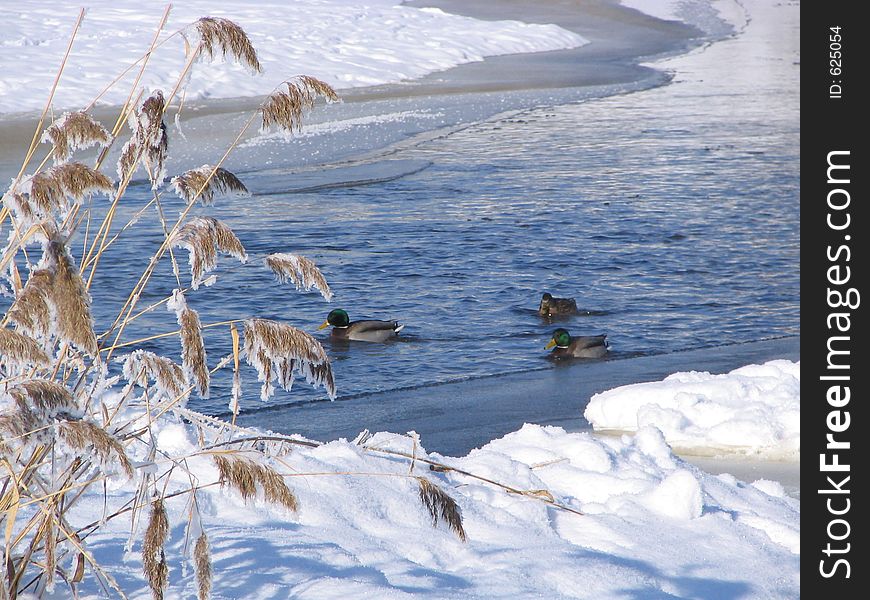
[24,12,799,416]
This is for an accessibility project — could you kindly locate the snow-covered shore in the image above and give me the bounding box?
[0,0,586,117]
[585,360,800,459]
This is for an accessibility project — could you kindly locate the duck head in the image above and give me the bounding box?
[545,328,571,350]
[319,308,350,329]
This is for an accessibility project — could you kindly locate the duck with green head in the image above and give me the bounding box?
[538,292,578,317]
[318,308,404,342]
[545,328,608,359]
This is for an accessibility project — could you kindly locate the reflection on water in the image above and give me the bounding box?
[41,13,799,416]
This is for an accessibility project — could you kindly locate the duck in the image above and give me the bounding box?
[538,292,578,317]
[318,308,404,342]
[545,328,608,359]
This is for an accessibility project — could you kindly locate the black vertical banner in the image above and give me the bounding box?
[803,1,866,594]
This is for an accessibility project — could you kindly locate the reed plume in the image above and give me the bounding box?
[191,17,261,74]
[261,76,339,133]
[170,165,249,206]
[43,511,56,592]
[243,318,335,400]
[46,236,99,356]
[417,478,466,542]
[143,498,170,600]
[117,91,169,189]
[265,253,333,301]
[10,163,112,223]
[171,216,247,289]
[119,349,188,401]
[194,532,212,600]
[7,269,54,339]
[0,327,51,369]
[168,290,209,399]
[0,379,79,445]
[213,454,298,511]
[42,110,111,164]
[57,418,134,477]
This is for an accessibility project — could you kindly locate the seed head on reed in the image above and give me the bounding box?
[417,478,466,542]
[143,498,170,600]
[9,163,113,225]
[42,111,111,164]
[0,379,80,445]
[265,253,333,301]
[43,511,57,592]
[7,269,54,338]
[171,216,247,289]
[192,17,261,74]
[194,532,212,600]
[0,327,51,369]
[261,76,339,133]
[213,454,298,512]
[243,318,335,400]
[57,418,134,477]
[46,236,99,356]
[166,290,209,399]
[170,165,249,206]
[117,91,169,189]
[119,349,188,401]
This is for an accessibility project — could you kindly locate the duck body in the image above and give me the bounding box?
[319,309,403,342]
[545,328,608,359]
[539,292,578,317]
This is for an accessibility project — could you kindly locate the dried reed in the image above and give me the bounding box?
[192,17,261,73]
[265,253,333,301]
[47,237,99,356]
[7,269,54,338]
[168,290,209,399]
[194,532,211,600]
[117,91,169,189]
[143,498,169,600]
[212,454,298,511]
[56,418,134,477]
[0,327,51,368]
[119,349,188,401]
[42,111,111,164]
[171,216,247,289]
[416,478,466,542]
[170,165,249,206]
[242,318,335,400]
[261,76,339,133]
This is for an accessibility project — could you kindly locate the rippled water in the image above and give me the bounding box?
[40,12,800,416]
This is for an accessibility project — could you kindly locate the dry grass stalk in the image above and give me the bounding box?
[171,216,247,289]
[168,290,209,399]
[243,318,335,400]
[265,253,333,301]
[56,418,134,477]
[194,531,211,600]
[42,111,111,164]
[416,478,466,542]
[143,498,169,600]
[261,76,339,132]
[0,328,51,368]
[193,17,261,73]
[170,165,249,206]
[119,349,188,401]
[212,454,298,512]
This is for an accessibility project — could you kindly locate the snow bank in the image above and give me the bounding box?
[0,0,588,115]
[62,421,799,598]
[585,359,800,458]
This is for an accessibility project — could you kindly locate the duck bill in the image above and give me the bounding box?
[544,339,556,350]
[317,320,330,330]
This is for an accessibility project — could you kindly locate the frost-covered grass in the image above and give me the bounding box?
[585,360,800,458]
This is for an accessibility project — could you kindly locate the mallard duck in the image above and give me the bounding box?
[545,328,608,359]
[538,292,578,317]
[318,308,404,342]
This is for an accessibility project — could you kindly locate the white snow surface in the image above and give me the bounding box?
[0,0,587,116]
[58,421,798,598]
[585,360,800,458]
